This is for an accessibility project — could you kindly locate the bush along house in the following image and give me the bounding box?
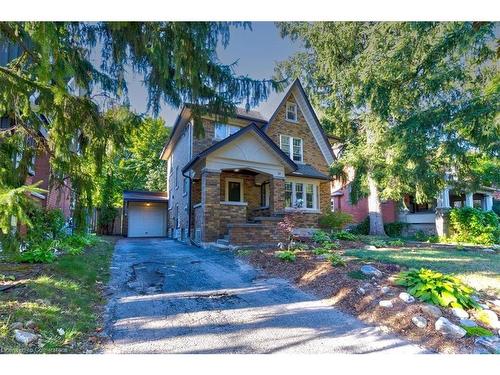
[160,79,335,247]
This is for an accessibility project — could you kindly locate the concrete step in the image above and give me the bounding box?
[216,239,230,246]
[223,234,229,240]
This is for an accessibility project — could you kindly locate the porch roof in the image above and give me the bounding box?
[182,123,298,174]
[123,190,168,203]
[289,164,330,180]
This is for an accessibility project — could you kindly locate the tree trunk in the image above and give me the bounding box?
[367,173,387,236]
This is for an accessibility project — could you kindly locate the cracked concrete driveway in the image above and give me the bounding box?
[102,238,427,354]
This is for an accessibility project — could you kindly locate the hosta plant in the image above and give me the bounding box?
[395,268,480,310]
[275,250,296,262]
[312,230,331,244]
[334,231,358,241]
[325,253,347,267]
[312,247,331,255]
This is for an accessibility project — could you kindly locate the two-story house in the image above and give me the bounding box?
[160,79,335,247]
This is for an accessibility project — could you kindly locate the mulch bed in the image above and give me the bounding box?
[244,245,499,354]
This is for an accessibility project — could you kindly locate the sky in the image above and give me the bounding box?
[125,22,303,126]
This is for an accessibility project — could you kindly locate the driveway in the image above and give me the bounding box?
[102,238,427,354]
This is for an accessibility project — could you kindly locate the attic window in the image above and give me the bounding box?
[285,101,298,122]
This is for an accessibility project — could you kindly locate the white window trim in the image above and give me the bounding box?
[279,134,303,163]
[213,123,240,140]
[284,178,320,212]
[224,177,244,203]
[285,101,298,123]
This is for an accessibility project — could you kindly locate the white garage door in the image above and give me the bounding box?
[128,202,167,238]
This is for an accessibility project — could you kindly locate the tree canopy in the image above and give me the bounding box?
[276,22,499,234]
[0,22,281,232]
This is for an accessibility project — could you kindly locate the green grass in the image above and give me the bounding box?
[345,247,500,294]
[0,236,115,353]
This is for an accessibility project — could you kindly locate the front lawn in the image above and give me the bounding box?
[0,236,117,353]
[344,247,500,295]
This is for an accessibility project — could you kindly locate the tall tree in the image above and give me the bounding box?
[276,22,499,235]
[0,22,281,233]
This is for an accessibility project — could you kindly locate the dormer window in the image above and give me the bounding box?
[286,101,298,122]
[214,123,240,140]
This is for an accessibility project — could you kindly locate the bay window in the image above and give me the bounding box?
[284,179,319,210]
[279,135,303,163]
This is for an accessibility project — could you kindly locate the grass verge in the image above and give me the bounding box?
[0,236,116,353]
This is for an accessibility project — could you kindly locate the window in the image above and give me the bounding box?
[260,183,270,207]
[279,135,303,162]
[285,180,318,210]
[175,166,179,189]
[183,177,189,195]
[225,178,243,202]
[286,101,298,122]
[214,123,240,140]
[175,205,179,228]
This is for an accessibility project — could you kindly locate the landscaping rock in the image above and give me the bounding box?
[421,304,443,318]
[481,248,495,253]
[435,317,467,339]
[57,328,65,336]
[380,286,391,294]
[9,322,23,330]
[379,300,393,308]
[360,265,382,278]
[412,315,427,328]
[459,319,478,328]
[451,307,469,319]
[364,245,377,250]
[25,320,37,330]
[14,330,39,346]
[489,299,500,307]
[474,310,500,329]
[399,292,415,303]
[357,287,366,295]
[479,303,489,309]
[474,336,500,354]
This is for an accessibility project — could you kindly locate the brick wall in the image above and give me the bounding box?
[201,170,221,242]
[228,223,286,246]
[265,92,330,176]
[332,187,398,224]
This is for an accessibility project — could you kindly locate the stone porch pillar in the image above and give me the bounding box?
[269,177,285,216]
[465,193,474,208]
[201,169,221,242]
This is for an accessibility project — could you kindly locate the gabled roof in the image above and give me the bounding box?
[182,123,297,173]
[160,105,267,161]
[265,79,336,165]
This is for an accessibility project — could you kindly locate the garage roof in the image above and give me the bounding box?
[123,190,168,203]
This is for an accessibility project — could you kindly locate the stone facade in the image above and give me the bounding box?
[228,222,286,246]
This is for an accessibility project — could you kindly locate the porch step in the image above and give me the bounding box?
[252,216,283,223]
[216,238,230,246]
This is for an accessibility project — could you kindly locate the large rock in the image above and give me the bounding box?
[412,315,427,328]
[360,265,382,278]
[435,317,467,339]
[9,322,23,330]
[451,307,469,319]
[459,318,478,328]
[421,304,443,318]
[399,292,415,303]
[474,336,500,354]
[474,310,500,329]
[379,300,393,308]
[14,329,39,346]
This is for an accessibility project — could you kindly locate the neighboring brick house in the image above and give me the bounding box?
[160,79,335,247]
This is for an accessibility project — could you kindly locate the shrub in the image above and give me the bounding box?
[325,253,346,267]
[45,209,66,239]
[322,241,341,250]
[384,222,408,237]
[20,240,57,263]
[291,242,309,251]
[449,207,500,245]
[388,239,405,246]
[351,216,369,235]
[318,210,353,232]
[312,247,331,255]
[312,230,331,244]
[334,230,358,241]
[275,250,296,262]
[368,239,387,248]
[414,230,428,242]
[395,268,480,309]
[460,325,494,337]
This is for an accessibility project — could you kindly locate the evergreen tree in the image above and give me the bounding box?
[276,22,499,235]
[0,22,280,233]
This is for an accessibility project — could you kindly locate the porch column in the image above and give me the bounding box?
[201,169,221,242]
[465,192,474,208]
[269,176,285,215]
[485,194,493,211]
[435,187,451,237]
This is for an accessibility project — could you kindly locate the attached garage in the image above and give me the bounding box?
[122,191,168,238]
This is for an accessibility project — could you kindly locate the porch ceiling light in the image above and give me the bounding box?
[234,169,240,172]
